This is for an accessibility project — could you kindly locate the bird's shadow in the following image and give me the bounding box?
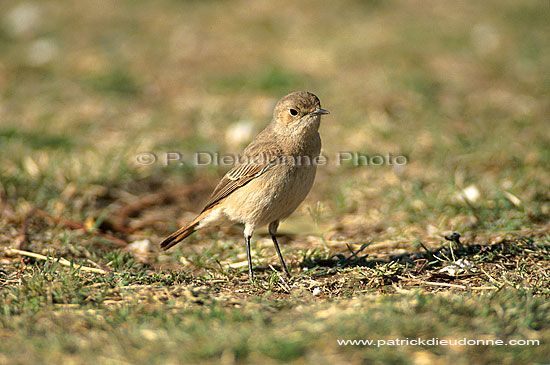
[298,234,540,272]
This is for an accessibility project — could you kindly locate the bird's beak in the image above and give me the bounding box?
[313,107,330,115]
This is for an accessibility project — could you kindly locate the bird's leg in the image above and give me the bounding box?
[245,234,254,282]
[269,221,290,278]
[243,225,256,282]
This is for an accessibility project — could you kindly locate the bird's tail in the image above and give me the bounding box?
[160,218,200,250]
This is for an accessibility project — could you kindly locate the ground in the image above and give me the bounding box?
[0,0,549,363]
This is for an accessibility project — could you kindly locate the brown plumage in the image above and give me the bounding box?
[160,91,329,280]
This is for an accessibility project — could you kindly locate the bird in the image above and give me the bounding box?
[160,91,329,281]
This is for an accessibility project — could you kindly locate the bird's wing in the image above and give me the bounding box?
[200,142,283,213]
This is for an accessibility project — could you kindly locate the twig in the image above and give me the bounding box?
[34,209,127,247]
[417,240,437,262]
[5,248,108,274]
[15,208,35,250]
[480,267,504,287]
[228,260,251,269]
[268,264,291,293]
[113,190,177,234]
[422,281,466,289]
[112,182,213,234]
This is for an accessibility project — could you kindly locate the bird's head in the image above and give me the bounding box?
[272,91,329,134]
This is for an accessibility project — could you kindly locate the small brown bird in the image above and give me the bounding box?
[160,91,329,280]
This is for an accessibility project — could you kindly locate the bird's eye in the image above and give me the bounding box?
[289,109,298,116]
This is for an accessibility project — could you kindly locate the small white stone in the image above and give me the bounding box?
[26,39,58,66]
[471,23,501,55]
[459,184,480,203]
[4,2,41,37]
[128,239,151,254]
[225,120,254,148]
[439,258,474,276]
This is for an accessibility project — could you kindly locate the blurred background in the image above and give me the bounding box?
[1,0,549,259]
